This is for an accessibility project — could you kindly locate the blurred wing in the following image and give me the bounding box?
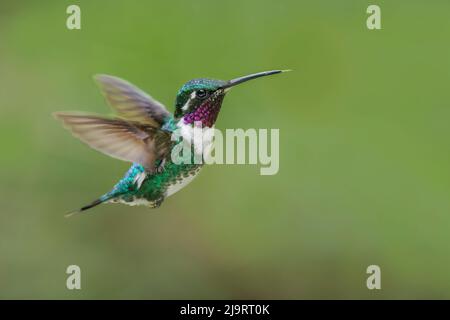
[53,112,167,171]
[94,74,172,127]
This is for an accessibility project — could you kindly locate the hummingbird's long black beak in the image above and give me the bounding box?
[221,70,290,90]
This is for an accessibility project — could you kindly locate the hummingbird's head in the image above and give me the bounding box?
[174,70,288,127]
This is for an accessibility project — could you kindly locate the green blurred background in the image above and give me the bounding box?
[1,0,450,299]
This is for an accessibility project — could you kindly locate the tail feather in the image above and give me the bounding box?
[65,196,109,217]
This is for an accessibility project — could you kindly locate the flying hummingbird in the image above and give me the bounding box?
[54,70,288,215]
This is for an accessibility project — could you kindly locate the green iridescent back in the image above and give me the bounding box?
[104,161,201,207]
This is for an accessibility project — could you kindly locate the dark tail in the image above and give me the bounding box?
[65,196,110,218]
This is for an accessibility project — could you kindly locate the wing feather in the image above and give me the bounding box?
[94,74,171,126]
[53,112,163,171]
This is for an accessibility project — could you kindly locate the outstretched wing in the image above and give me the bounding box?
[94,74,172,127]
[53,112,172,172]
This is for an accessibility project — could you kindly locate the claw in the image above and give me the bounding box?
[156,158,166,173]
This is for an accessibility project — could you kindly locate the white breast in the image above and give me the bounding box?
[177,119,215,155]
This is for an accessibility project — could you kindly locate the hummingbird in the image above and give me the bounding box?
[54,70,288,215]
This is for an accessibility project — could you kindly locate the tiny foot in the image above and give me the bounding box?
[156,159,166,173]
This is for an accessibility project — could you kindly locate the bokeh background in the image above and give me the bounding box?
[1,0,450,299]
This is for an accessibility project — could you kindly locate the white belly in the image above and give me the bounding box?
[166,169,201,197]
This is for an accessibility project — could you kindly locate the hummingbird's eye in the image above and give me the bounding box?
[196,89,208,99]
